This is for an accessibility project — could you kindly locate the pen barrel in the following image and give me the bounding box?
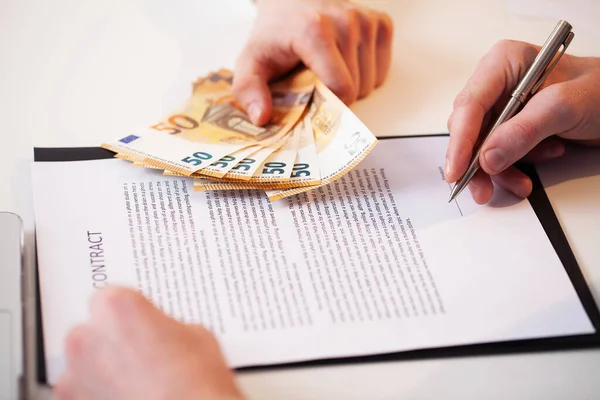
[451,95,522,200]
[470,97,522,162]
[512,20,573,102]
[489,97,522,133]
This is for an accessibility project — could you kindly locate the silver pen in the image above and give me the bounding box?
[448,20,575,202]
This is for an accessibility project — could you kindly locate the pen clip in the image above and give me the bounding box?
[531,31,575,95]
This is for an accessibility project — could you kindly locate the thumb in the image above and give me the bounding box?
[232,45,275,126]
[479,84,576,175]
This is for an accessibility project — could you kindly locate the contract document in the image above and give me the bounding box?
[31,136,595,385]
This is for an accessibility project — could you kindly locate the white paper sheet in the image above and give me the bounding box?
[31,136,594,384]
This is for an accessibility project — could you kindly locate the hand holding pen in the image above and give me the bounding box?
[444,21,600,205]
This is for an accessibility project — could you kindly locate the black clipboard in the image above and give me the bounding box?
[31,134,600,383]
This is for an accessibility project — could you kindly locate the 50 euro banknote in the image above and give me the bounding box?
[193,109,321,190]
[102,68,316,177]
[266,81,378,201]
[193,81,378,197]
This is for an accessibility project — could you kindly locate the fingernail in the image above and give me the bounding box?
[467,181,478,200]
[444,157,451,179]
[468,181,487,205]
[546,144,564,158]
[484,148,507,173]
[247,102,261,124]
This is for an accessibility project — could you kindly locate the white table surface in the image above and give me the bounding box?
[1,0,599,398]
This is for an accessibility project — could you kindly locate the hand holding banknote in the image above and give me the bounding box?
[233,0,394,125]
[54,287,246,400]
[103,67,379,201]
[102,0,388,201]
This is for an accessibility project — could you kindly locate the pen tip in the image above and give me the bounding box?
[448,187,457,203]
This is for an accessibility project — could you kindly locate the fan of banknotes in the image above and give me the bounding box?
[102,68,378,201]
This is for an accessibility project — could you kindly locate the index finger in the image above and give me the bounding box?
[89,286,161,338]
[293,13,357,104]
[445,40,539,183]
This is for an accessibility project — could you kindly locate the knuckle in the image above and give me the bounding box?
[491,39,518,55]
[340,7,360,28]
[233,47,261,85]
[234,45,258,75]
[193,324,218,344]
[462,135,477,155]
[377,12,394,38]
[521,44,540,65]
[452,86,487,115]
[490,39,535,64]
[230,79,245,98]
[53,377,73,400]
[552,85,572,102]
[336,78,358,104]
[510,119,539,148]
[452,88,472,109]
[358,86,372,99]
[359,10,378,39]
[550,86,578,121]
[231,71,253,96]
[302,12,333,46]
[337,8,360,42]
[447,112,454,131]
[93,286,144,319]
[64,325,87,360]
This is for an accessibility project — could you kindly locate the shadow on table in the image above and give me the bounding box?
[485,143,600,210]
[535,143,600,189]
